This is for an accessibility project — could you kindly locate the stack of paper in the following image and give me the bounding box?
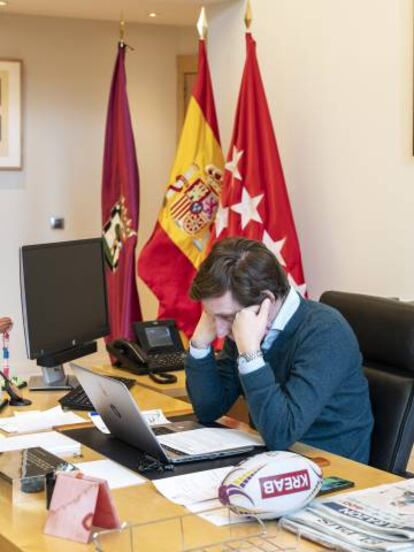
[281,479,414,551]
[0,430,81,457]
[157,428,264,455]
[0,406,86,434]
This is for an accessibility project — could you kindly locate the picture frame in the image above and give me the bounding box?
[0,60,22,170]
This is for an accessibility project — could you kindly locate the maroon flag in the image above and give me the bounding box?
[101,43,142,343]
[210,33,306,295]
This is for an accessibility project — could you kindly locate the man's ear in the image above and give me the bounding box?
[262,290,283,328]
[261,290,276,304]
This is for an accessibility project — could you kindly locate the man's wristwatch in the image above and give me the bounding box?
[238,350,263,363]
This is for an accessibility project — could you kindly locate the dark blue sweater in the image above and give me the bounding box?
[185,298,374,463]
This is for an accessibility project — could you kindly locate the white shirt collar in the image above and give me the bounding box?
[270,286,301,332]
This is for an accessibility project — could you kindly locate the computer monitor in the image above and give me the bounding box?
[20,238,109,390]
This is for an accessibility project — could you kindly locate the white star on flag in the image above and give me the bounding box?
[288,273,307,297]
[262,231,287,267]
[230,187,264,230]
[214,203,229,237]
[225,146,243,180]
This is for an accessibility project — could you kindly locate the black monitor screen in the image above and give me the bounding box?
[20,238,109,359]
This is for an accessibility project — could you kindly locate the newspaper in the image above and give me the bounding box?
[280,478,414,552]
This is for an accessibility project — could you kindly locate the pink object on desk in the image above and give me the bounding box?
[44,471,121,543]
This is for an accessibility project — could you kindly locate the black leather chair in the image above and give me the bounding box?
[320,291,414,476]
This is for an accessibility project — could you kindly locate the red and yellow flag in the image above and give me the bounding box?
[138,39,224,336]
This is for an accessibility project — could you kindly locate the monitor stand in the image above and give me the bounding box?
[29,366,78,391]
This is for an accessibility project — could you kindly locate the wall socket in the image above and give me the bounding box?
[50,217,65,230]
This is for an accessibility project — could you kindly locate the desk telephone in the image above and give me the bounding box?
[106,319,186,384]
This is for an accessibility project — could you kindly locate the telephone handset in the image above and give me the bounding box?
[106,339,148,373]
[106,338,178,384]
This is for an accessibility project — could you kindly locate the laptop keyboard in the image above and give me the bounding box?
[59,376,136,411]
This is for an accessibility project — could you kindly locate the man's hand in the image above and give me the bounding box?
[232,298,271,354]
[0,317,13,335]
[191,311,216,349]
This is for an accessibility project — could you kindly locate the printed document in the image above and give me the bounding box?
[153,466,246,527]
[153,465,234,505]
[187,499,248,527]
[157,428,264,455]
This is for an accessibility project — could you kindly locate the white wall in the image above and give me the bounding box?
[0,14,196,372]
[208,0,414,300]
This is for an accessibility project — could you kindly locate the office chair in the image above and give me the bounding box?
[320,291,414,477]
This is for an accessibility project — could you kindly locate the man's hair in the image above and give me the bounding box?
[190,237,289,306]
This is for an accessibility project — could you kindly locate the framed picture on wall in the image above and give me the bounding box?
[0,60,22,170]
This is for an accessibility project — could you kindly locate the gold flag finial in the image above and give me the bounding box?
[119,14,125,46]
[244,0,252,30]
[197,6,208,40]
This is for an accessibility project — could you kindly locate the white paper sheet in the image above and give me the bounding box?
[0,430,81,456]
[153,466,249,526]
[0,406,86,433]
[88,409,170,435]
[0,410,41,432]
[74,459,146,489]
[88,412,110,434]
[153,466,234,505]
[187,499,249,527]
[157,428,264,455]
[142,409,170,426]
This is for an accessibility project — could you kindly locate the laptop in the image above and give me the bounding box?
[70,364,262,465]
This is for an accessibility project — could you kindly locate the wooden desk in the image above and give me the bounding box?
[0,384,401,552]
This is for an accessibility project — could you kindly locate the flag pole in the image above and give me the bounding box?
[197,6,207,40]
[119,14,125,48]
[244,0,252,31]
[118,15,134,50]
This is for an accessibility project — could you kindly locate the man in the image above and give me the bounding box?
[185,237,373,463]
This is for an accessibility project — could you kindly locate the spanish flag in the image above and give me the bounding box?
[137,39,224,336]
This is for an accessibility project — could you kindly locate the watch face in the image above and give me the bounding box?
[239,351,263,363]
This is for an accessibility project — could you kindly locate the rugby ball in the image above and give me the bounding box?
[218,451,322,519]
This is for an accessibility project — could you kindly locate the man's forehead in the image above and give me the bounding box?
[202,291,242,315]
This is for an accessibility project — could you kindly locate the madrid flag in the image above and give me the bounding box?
[211,33,306,295]
[138,40,224,336]
[101,43,142,343]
